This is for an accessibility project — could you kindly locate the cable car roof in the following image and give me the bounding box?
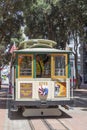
[14,39,72,54]
[14,48,71,53]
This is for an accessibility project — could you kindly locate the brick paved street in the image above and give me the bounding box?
[0,84,87,130]
[59,86,87,130]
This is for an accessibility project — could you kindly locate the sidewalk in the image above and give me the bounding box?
[0,85,8,130]
[73,84,87,110]
[73,84,87,96]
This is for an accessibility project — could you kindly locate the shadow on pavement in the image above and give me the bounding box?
[8,105,72,120]
[8,111,72,120]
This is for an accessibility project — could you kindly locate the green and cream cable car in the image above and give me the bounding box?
[10,39,73,116]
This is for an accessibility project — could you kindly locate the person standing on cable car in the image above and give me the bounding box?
[36,55,44,77]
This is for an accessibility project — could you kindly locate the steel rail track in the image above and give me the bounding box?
[28,118,70,130]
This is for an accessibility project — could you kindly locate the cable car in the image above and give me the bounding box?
[10,39,73,116]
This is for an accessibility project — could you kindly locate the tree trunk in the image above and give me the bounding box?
[74,52,79,89]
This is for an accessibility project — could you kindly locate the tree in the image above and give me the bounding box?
[0,0,25,83]
[0,0,87,88]
[60,0,87,88]
[0,0,24,65]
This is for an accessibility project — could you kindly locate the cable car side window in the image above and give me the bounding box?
[51,54,68,78]
[18,54,33,77]
[55,55,66,76]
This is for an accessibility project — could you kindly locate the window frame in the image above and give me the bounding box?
[51,54,68,79]
[18,54,33,78]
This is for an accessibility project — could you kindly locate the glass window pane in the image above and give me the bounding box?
[19,55,32,76]
[54,55,66,76]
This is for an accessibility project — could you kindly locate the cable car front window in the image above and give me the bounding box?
[18,55,32,76]
[36,54,51,78]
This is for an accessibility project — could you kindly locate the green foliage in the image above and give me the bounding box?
[0,0,87,66]
[23,0,87,49]
[0,0,24,66]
